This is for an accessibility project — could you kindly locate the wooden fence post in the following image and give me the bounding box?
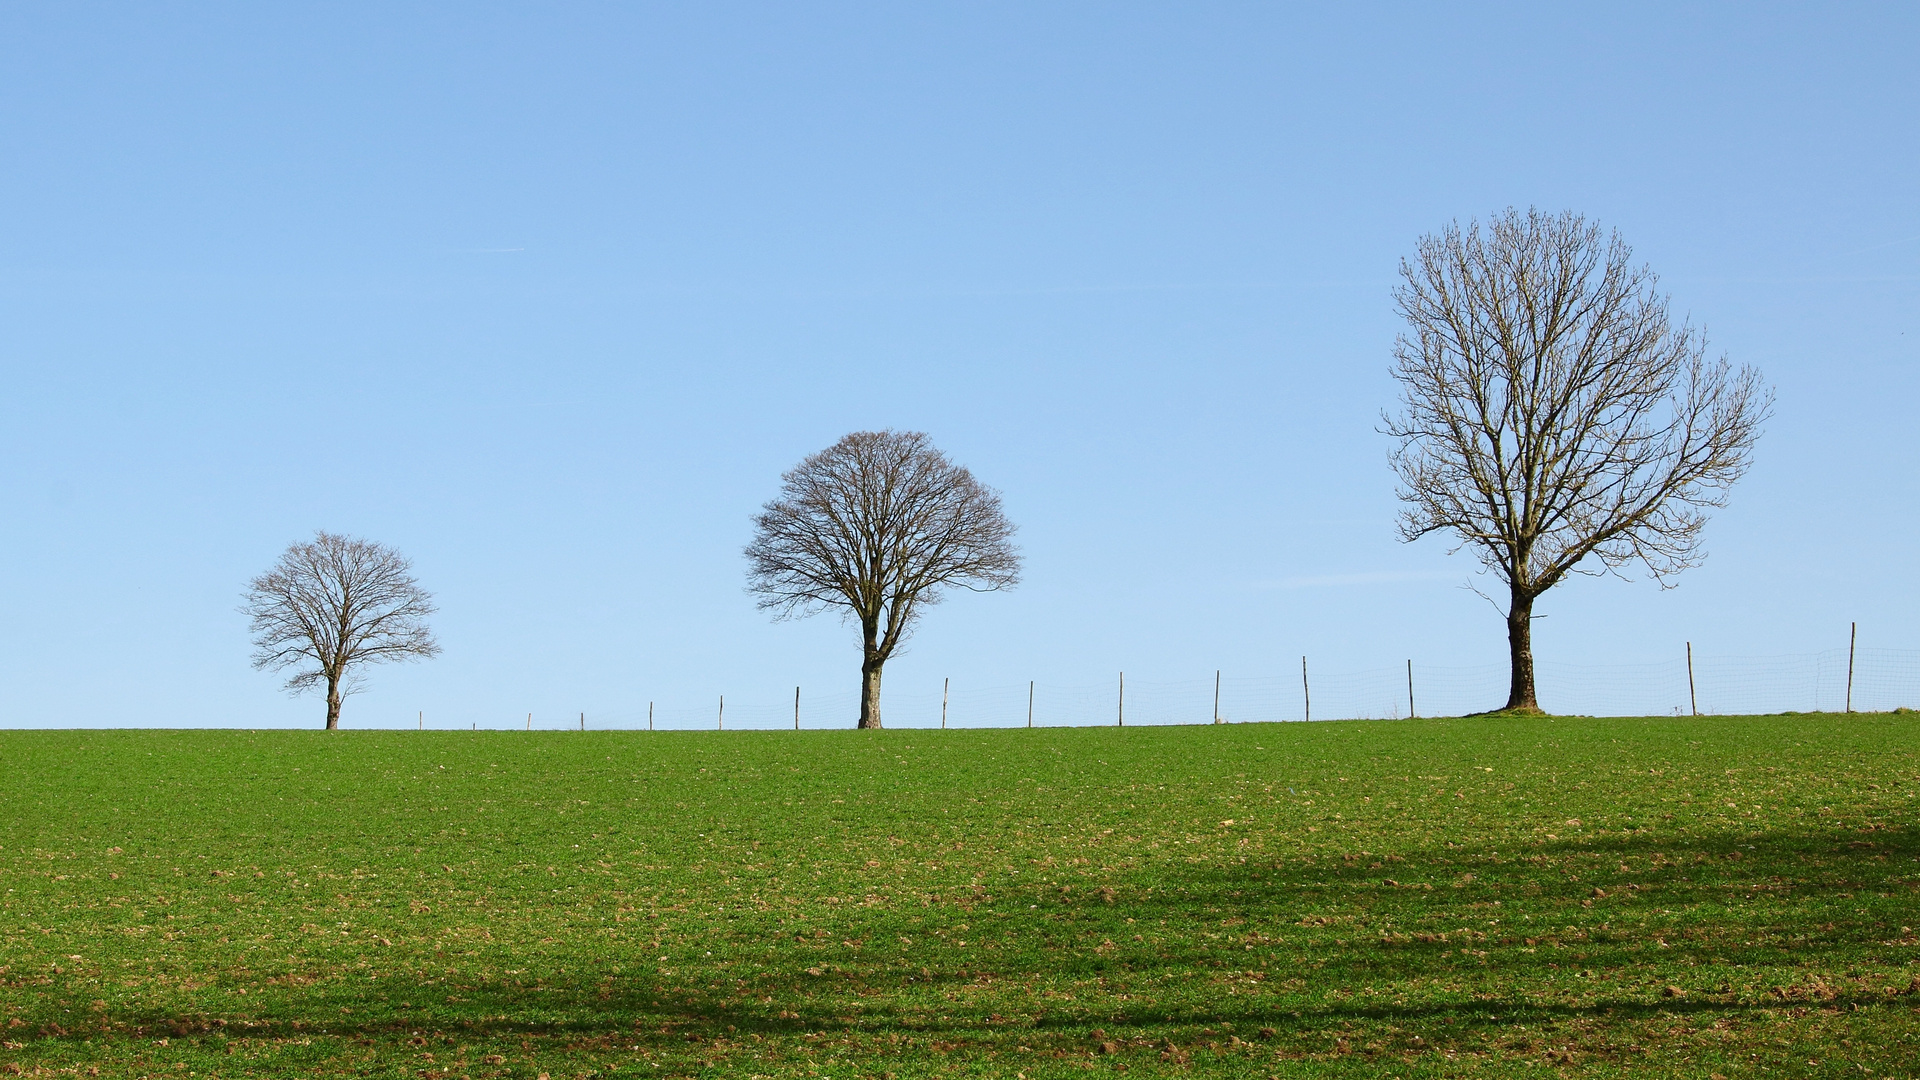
[1687,642,1698,716]
[1847,622,1857,713]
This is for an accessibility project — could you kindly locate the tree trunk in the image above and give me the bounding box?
[858,659,884,729]
[1504,590,1541,713]
[858,623,884,729]
[325,673,342,730]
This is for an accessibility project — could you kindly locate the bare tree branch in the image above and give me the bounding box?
[745,431,1021,728]
[241,531,441,729]
[1384,208,1772,713]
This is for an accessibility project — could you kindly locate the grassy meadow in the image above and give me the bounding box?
[1,715,1916,1078]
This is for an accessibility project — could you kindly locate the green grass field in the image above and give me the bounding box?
[2,715,1916,1079]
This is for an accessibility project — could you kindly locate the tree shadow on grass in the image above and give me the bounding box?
[12,824,1915,1070]
[43,967,1913,1068]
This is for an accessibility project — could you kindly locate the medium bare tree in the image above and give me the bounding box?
[1385,208,1771,713]
[243,531,441,729]
[746,430,1021,729]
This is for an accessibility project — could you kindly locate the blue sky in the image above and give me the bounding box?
[1,3,1915,728]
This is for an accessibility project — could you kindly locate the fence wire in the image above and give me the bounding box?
[488,645,1920,732]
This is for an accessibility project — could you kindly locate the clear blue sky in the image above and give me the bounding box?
[2,3,1914,728]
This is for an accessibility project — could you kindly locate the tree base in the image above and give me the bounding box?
[1464,705,1548,718]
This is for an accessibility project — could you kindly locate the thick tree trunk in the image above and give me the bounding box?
[858,624,884,729]
[856,661,883,726]
[1504,590,1540,713]
[858,659,884,729]
[325,673,342,730]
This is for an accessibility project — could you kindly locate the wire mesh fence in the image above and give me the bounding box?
[489,643,1920,732]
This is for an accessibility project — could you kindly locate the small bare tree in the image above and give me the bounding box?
[1385,208,1771,713]
[243,531,441,729]
[746,430,1021,729]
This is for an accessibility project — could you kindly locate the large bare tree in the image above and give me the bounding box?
[746,430,1021,729]
[243,531,441,729]
[1385,208,1771,713]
